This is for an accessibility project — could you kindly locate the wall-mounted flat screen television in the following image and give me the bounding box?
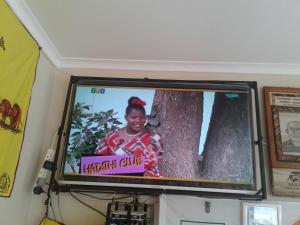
[54,76,266,199]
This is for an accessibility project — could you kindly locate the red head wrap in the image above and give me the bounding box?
[131,98,146,108]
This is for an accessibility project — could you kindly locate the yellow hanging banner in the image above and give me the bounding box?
[0,0,40,197]
[39,217,64,225]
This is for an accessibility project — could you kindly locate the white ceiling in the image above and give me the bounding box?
[7,0,300,74]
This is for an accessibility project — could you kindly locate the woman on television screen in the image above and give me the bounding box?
[96,97,162,177]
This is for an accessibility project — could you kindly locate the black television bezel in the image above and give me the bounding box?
[51,76,266,200]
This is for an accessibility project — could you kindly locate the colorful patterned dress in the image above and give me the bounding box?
[96,130,162,177]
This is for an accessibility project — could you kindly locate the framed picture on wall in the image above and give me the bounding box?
[264,87,300,168]
[264,87,300,196]
[242,203,282,225]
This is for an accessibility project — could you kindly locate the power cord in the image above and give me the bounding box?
[57,192,64,224]
[74,191,133,201]
[69,191,106,218]
[49,195,57,220]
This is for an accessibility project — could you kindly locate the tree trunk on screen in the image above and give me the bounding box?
[200,92,253,183]
[151,90,203,178]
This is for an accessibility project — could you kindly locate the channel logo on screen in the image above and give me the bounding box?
[91,88,105,94]
[225,93,239,100]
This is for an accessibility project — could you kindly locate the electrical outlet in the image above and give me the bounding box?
[38,168,48,179]
[45,148,55,161]
[33,147,56,194]
[35,149,54,182]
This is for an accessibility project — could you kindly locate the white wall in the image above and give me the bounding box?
[0,53,57,225]
[25,69,300,225]
[159,195,300,225]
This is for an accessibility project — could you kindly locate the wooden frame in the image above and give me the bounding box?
[264,87,300,169]
[242,203,281,225]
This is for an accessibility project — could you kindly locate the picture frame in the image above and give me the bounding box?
[180,220,225,225]
[264,87,300,169]
[242,203,282,225]
[264,86,300,196]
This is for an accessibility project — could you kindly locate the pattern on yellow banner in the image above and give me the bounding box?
[0,0,40,197]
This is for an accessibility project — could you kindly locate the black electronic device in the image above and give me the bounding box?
[52,76,266,199]
[105,202,153,225]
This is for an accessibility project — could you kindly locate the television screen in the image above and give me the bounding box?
[55,76,265,199]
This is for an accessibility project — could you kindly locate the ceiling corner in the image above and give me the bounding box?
[6,0,62,67]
